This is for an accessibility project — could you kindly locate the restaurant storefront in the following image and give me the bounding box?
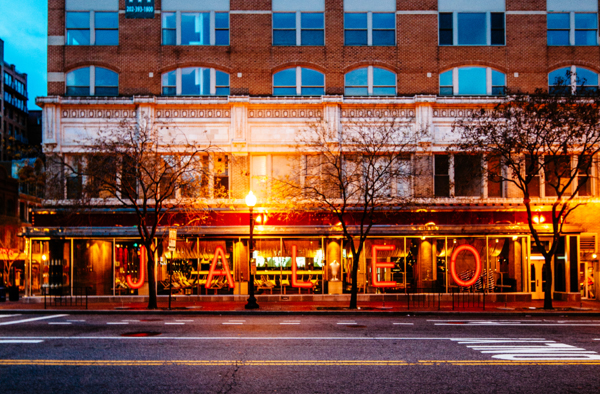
[22,220,585,301]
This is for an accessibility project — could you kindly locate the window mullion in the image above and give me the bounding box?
[296,66,302,95]
[453,12,458,45]
[176,11,182,45]
[210,11,216,45]
[367,12,373,46]
[90,11,95,45]
[210,68,216,95]
[486,67,492,95]
[90,66,95,96]
[570,12,575,46]
[367,66,374,95]
[571,65,577,95]
[452,67,458,95]
[486,12,491,45]
[296,12,301,46]
[176,68,182,95]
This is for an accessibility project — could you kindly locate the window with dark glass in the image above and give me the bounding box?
[344,12,394,46]
[439,70,453,95]
[544,155,571,197]
[162,70,176,95]
[577,155,593,196]
[66,12,91,45]
[215,12,230,45]
[487,155,503,197]
[454,155,481,197]
[95,12,119,45]
[161,68,230,96]
[273,13,296,45]
[439,13,453,45]
[439,12,505,46]
[548,12,598,46]
[273,67,325,96]
[162,12,176,45]
[549,67,599,95]
[95,68,119,96]
[301,13,324,45]
[345,13,368,45]
[434,155,450,198]
[162,11,229,46]
[66,68,90,96]
[525,155,540,198]
[372,13,395,45]
[66,67,118,96]
[344,67,396,96]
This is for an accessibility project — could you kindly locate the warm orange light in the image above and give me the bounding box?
[205,246,234,289]
[450,245,482,288]
[126,245,147,289]
[371,245,396,288]
[291,245,313,288]
[41,254,47,261]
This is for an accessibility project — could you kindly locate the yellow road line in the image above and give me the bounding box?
[1,360,600,366]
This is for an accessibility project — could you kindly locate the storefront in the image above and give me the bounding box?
[22,225,584,301]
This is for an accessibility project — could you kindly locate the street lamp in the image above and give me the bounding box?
[245,191,259,309]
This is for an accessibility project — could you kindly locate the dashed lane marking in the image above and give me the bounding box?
[48,322,71,325]
[337,322,357,325]
[0,315,69,326]
[222,322,244,325]
[393,323,414,325]
[280,322,301,325]
[0,314,21,319]
[107,322,129,325]
[0,340,44,344]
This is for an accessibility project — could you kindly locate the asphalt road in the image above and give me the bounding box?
[0,314,599,393]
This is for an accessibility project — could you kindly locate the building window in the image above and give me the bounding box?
[548,13,598,46]
[577,155,593,196]
[525,155,541,198]
[439,67,506,96]
[344,13,395,46]
[161,11,229,46]
[434,155,450,198]
[439,12,505,46]
[273,12,324,46]
[454,155,482,197]
[66,67,118,96]
[273,67,325,96]
[161,68,230,96]
[344,67,396,96]
[549,66,599,95]
[66,11,118,46]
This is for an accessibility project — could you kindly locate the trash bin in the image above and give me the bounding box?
[8,286,19,302]
[0,285,6,302]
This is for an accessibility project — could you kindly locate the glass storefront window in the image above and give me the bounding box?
[74,240,113,295]
[364,238,406,293]
[195,239,235,295]
[282,238,324,294]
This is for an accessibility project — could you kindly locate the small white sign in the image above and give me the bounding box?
[168,229,177,251]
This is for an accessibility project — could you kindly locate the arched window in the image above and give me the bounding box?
[549,66,599,95]
[439,67,505,96]
[273,67,325,96]
[345,66,396,96]
[66,66,118,96]
[161,67,230,96]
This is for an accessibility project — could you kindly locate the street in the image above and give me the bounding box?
[0,314,599,393]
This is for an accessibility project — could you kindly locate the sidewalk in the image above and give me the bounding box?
[1,297,599,315]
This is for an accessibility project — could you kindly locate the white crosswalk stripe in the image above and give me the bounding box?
[0,314,69,326]
[453,338,600,360]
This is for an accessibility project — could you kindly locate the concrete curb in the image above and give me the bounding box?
[1,309,600,316]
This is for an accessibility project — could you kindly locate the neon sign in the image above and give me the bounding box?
[205,246,235,289]
[126,245,147,289]
[371,245,396,287]
[449,244,482,287]
[291,245,314,288]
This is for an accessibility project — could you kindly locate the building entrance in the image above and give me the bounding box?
[530,260,545,300]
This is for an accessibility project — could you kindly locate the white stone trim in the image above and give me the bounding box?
[48,36,65,45]
[344,0,395,12]
[273,0,324,12]
[547,0,598,13]
[162,0,230,12]
[66,0,118,11]
[48,72,65,82]
[439,0,505,12]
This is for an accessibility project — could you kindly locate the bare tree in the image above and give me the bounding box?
[453,84,600,309]
[285,112,424,309]
[50,117,214,309]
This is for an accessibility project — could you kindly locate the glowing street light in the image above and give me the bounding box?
[245,191,259,310]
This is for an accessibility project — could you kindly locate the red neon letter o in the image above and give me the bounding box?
[449,245,482,287]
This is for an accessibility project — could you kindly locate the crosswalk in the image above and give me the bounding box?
[453,338,600,360]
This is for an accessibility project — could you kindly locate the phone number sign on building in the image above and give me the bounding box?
[126,0,155,19]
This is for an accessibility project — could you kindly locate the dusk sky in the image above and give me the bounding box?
[0,0,47,110]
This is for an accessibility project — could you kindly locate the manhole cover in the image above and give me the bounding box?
[139,319,163,322]
[120,332,161,337]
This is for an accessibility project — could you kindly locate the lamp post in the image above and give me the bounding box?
[245,191,259,309]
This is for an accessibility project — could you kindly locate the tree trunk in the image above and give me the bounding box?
[146,245,157,309]
[543,257,553,310]
[348,243,361,310]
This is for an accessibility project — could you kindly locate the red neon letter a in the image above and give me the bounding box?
[205,246,235,289]
[371,245,396,288]
[291,245,313,288]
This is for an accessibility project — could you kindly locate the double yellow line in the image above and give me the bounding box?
[1,360,600,366]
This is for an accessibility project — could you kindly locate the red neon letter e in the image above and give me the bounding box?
[371,245,396,287]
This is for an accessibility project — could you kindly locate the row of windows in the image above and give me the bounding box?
[65,66,599,97]
[61,153,596,201]
[3,72,26,96]
[3,92,26,112]
[65,11,599,47]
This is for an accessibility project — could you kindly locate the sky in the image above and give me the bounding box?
[0,0,47,110]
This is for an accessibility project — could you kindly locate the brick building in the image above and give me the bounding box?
[30,0,600,302]
[0,38,29,162]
